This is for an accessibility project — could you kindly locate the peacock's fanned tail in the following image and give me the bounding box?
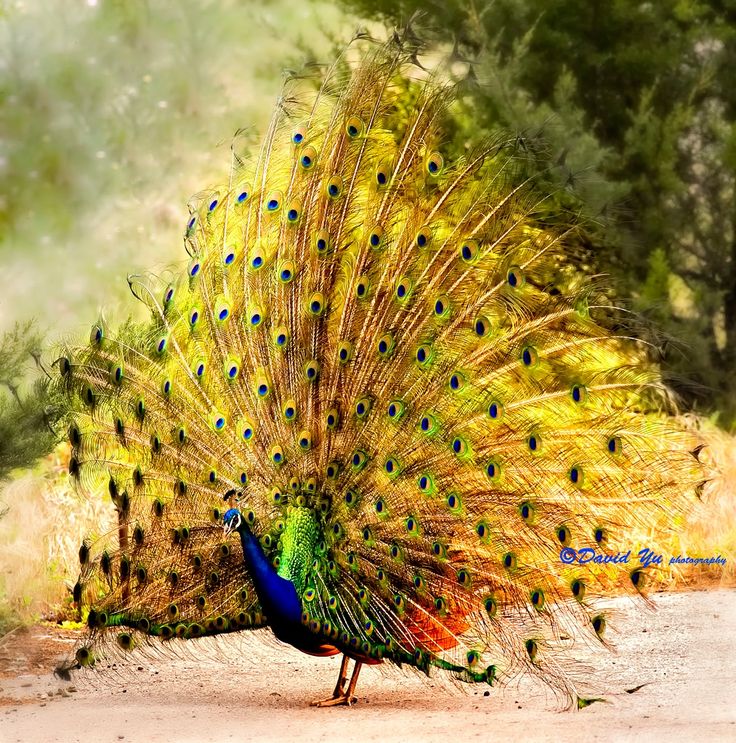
[59,37,704,704]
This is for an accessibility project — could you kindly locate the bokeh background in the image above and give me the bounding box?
[1,0,734,633]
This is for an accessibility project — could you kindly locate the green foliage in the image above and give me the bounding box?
[0,322,58,480]
[341,0,736,427]
[0,0,347,335]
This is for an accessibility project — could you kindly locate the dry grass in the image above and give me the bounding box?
[0,444,112,632]
[659,420,736,587]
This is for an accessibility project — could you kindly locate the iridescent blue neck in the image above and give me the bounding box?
[235,524,303,627]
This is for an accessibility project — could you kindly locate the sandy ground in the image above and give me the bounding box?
[1,589,735,743]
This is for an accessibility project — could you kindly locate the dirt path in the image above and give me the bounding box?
[1,589,735,743]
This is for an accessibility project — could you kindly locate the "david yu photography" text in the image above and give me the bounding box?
[559,547,727,567]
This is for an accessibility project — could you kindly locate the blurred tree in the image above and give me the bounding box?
[341,0,736,427]
[0,322,58,480]
[0,0,346,336]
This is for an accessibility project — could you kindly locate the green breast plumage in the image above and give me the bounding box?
[276,506,319,596]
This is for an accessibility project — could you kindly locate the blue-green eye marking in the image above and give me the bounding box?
[446,492,461,511]
[395,278,411,300]
[426,152,443,174]
[521,346,538,367]
[351,450,368,470]
[387,399,405,420]
[570,465,583,486]
[327,180,342,198]
[485,460,500,480]
[457,569,471,587]
[474,316,491,337]
[488,401,503,419]
[451,436,466,455]
[237,191,249,202]
[484,596,498,616]
[415,344,432,365]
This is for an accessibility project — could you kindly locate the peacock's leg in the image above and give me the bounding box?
[311,656,362,707]
[344,660,362,700]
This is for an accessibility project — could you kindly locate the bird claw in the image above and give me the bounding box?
[310,694,358,708]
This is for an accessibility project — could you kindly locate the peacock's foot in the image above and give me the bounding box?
[311,655,363,707]
[310,693,358,707]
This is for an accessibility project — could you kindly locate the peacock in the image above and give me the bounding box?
[58,34,705,708]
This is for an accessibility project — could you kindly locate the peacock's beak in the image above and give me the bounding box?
[223,522,234,538]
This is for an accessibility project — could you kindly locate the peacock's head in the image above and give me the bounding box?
[222,488,245,537]
[223,508,244,538]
